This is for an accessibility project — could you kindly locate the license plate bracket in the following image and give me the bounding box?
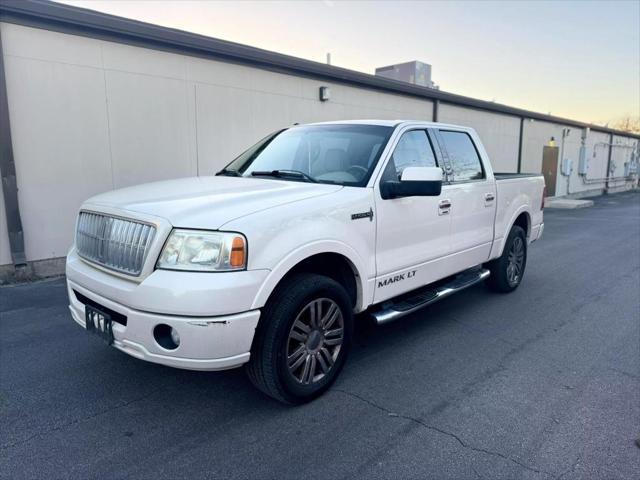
[85,304,114,345]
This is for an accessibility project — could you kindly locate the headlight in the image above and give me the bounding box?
[157,230,247,271]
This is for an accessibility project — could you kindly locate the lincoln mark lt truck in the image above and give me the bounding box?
[67,120,545,403]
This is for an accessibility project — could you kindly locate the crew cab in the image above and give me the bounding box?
[66,120,545,403]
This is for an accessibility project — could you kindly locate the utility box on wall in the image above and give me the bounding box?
[561,158,573,176]
[577,128,589,175]
[578,145,589,175]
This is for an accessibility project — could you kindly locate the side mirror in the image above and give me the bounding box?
[380,166,443,199]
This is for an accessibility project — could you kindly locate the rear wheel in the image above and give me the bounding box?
[486,225,527,293]
[246,273,353,404]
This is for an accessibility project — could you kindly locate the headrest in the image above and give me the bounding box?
[324,149,348,171]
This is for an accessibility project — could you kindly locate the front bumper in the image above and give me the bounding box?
[68,280,260,370]
[66,249,266,371]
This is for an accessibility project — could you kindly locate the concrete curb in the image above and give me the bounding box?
[545,198,594,209]
[0,256,65,285]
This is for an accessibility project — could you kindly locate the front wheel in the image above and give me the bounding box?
[485,225,527,293]
[246,273,353,404]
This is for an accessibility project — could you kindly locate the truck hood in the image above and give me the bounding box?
[84,176,343,229]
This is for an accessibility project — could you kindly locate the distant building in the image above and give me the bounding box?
[375,61,437,89]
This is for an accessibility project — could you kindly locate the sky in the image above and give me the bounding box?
[56,0,639,126]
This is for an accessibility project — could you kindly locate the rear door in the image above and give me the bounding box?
[541,146,558,197]
[373,127,454,302]
[435,129,496,271]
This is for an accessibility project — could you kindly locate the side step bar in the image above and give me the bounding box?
[371,268,490,325]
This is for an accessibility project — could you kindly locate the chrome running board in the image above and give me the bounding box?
[371,268,490,325]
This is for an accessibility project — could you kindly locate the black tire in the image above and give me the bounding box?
[245,273,353,404]
[485,225,527,293]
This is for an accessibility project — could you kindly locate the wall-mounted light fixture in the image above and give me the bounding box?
[319,86,331,102]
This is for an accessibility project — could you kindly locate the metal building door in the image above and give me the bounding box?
[541,146,558,196]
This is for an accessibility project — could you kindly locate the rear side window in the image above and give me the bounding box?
[383,130,438,180]
[439,131,484,181]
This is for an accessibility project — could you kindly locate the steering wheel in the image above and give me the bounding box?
[346,165,368,180]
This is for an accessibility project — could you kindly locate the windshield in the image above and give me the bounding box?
[219,124,394,186]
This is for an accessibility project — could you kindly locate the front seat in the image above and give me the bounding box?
[323,148,348,174]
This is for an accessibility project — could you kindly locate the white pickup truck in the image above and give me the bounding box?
[67,120,544,403]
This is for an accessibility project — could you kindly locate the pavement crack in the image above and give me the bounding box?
[1,388,160,451]
[334,388,553,478]
[471,464,484,479]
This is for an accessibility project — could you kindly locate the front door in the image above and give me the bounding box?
[541,146,558,197]
[373,128,453,303]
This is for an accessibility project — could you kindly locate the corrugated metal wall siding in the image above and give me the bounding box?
[0,20,637,266]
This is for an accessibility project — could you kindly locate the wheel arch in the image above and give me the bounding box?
[251,242,368,313]
[493,207,532,258]
[512,211,531,238]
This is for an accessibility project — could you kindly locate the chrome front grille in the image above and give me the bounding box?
[76,211,156,276]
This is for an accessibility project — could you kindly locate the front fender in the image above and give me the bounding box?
[250,240,369,312]
[221,187,376,313]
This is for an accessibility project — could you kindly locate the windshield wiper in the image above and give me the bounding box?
[216,168,241,177]
[251,169,317,183]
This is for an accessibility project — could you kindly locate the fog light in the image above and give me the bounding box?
[153,324,180,350]
[170,327,180,347]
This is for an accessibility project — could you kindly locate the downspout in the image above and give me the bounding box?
[605,133,613,193]
[432,99,439,122]
[0,26,26,266]
[517,117,524,173]
[560,128,570,195]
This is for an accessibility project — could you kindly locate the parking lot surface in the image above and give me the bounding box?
[1,191,639,480]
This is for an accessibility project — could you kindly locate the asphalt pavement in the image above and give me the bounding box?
[1,191,639,479]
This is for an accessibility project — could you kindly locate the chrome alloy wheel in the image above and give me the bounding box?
[506,236,525,286]
[286,298,344,385]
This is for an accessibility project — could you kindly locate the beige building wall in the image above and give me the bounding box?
[438,104,520,172]
[0,22,432,264]
[609,135,640,192]
[521,120,637,197]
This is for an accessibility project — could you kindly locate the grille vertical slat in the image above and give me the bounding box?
[128,223,140,270]
[135,225,149,270]
[124,221,134,271]
[115,219,123,268]
[76,211,155,276]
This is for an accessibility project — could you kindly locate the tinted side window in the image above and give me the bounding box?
[440,131,484,181]
[385,130,437,180]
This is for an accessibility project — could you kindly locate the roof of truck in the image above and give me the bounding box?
[304,119,465,129]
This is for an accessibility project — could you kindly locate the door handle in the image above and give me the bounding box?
[438,199,451,215]
[484,193,495,207]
